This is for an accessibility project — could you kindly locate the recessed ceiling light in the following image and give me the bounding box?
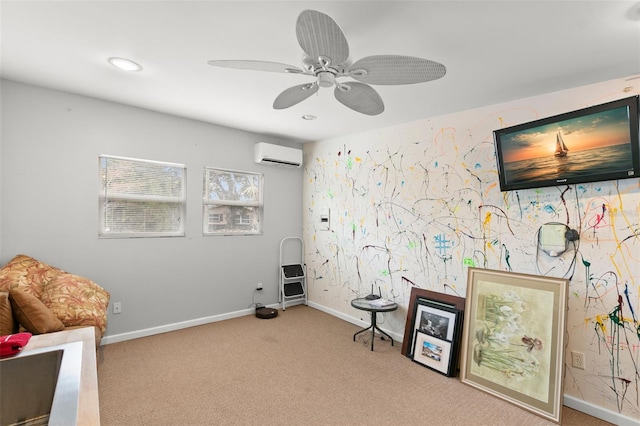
[108,57,142,72]
[302,115,317,120]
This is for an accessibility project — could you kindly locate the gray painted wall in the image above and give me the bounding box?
[0,80,303,337]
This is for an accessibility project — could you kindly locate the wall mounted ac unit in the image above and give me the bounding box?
[254,142,303,168]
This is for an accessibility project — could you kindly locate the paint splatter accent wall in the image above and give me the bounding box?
[303,76,640,419]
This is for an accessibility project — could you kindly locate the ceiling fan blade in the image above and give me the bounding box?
[208,60,306,74]
[334,82,384,116]
[296,10,349,66]
[273,83,319,110]
[349,55,446,85]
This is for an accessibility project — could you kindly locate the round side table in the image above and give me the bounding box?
[351,297,398,351]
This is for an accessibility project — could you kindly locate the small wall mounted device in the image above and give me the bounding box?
[320,208,330,231]
[539,223,578,257]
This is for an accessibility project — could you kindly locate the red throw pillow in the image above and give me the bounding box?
[0,332,32,357]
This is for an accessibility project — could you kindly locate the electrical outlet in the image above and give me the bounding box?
[113,301,122,314]
[572,351,585,369]
[257,283,263,290]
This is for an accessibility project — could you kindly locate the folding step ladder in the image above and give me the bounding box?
[279,237,307,310]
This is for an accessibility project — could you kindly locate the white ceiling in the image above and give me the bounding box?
[2,1,639,144]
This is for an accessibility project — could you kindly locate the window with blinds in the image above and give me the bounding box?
[203,167,263,235]
[99,155,186,237]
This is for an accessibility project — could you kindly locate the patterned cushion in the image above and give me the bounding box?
[40,273,110,337]
[9,289,65,334]
[0,291,16,335]
[0,255,65,299]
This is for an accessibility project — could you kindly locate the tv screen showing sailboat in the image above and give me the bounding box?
[493,95,640,192]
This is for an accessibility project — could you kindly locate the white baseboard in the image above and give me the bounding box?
[100,302,284,345]
[563,395,639,426]
[101,300,399,345]
[307,301,405,343]
[100,302,638,426]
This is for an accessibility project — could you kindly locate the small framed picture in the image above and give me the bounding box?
[410,298,459,356]
[401,288,465,358]
[412,331,454,376]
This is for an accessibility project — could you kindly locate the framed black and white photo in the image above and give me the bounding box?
[409,298,460,357]
[401,288,465,358]
[415,299,456,339]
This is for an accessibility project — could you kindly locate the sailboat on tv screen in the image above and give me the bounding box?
[554,132,569,157]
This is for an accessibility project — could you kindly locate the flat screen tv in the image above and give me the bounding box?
[493,95,640,192]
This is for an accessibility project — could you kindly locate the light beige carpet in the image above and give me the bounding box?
[97,305,612,425]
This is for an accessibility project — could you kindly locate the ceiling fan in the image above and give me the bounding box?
[208,9,446,116]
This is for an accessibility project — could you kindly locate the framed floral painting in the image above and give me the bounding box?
[460,268,568,424]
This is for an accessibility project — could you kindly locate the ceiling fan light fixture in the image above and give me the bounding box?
[108,57,142,72]
[318,71,335,88]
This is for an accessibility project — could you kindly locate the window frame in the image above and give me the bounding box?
[203,167,264,236]
[99,154,187,238]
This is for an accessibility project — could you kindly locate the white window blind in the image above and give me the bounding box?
[99,155,186,237]
[203,168,263,235]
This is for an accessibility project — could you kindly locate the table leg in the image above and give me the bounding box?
[370,311,376,351]
[374,325,394,346]
[353,311,394,351]
[353,324,374,341]
[370,311,394,351]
